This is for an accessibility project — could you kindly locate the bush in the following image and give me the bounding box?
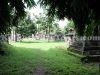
[0,41,13,55]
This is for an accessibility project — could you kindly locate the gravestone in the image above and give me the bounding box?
[55,31,64,41]
[64,33,73,46]
[67,26,100,63]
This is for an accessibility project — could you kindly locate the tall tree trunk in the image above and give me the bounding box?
[20,34,23,42]
[48,34,50,42]
[48,26,50,42]
[13,30,16,42]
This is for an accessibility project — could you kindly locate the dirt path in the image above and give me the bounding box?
[34,63,45,75]
[32,51,45,75]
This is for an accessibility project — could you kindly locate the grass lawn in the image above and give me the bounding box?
[0,39,99,75]
[10,38,67,50]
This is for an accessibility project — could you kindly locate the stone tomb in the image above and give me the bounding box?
[67,26,100,56]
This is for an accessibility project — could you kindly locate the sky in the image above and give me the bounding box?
[27,0,69,28]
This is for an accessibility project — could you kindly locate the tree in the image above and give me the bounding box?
[0,0,35,34]
[51,23,60,33]
[37,15,54,42]
[15,13,37,41]
[64,20,74,34]
[32,13,54,41]
[39,0,100,36]
[46,16,54,42]
[32,12,61,41]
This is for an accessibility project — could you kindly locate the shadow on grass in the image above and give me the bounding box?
[19,40,65,43]
[19,41,41,43]
[0,46,46,75]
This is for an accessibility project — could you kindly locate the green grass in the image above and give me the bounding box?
[0,39,99,75]
[10,39,66,50]
[0,42,44,75]
[44,48,98,75]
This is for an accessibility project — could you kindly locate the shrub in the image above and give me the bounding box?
[0,41,13,55]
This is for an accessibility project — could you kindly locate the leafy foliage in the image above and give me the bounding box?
[39,0,100,36]
[33,13,60,34]
[0,0,35,34]
[15,13,37,37]
[64,20,74,34]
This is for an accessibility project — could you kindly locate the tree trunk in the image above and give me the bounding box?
[48,26,50,42]
[6,33,9,43]
[48,34,50,42]
[15,32,17,42]
[20,34,23,42]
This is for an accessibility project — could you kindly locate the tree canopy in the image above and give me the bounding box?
[15,13,37,37]
[1,0,100,36]
[39,0,100,36]
[0,0,35,34]
[32,13,59,34]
